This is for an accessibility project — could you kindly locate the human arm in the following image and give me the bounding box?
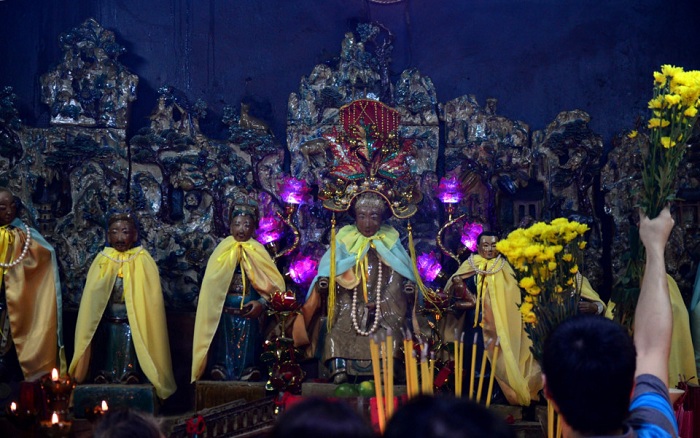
[634,207,674,384]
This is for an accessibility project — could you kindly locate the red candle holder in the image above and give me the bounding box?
[40,369,76,418]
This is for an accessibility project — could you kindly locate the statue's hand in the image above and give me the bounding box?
[453,291,476,310]
[317,277,330,295]
[451,276,468,299]
[242,301,264,319]
[578,300,601,315]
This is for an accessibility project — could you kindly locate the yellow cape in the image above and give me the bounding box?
[191,237,285,382]
[605,274,695,387]
[69,247,176,399]
[446,255,543,406]
[1,224,64,380]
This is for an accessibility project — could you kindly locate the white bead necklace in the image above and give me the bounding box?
[0,224,32,269]
[351,259,382,336]
[99,248,143,263]
[467,254,506,276]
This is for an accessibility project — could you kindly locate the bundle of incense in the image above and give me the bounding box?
[485,337,501,408]
[428,351,436,396]
[475,338,494,404]
[548,400,555,438]
[453,328,461,397]
[385,328,394,419]
[369,334,386,433]
[468,332,477,400]
[420,342,430,394]
[410,350,419,398]
[402,328,413,397]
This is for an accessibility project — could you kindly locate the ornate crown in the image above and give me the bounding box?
[230,193,259,223]
[319,99,422,219]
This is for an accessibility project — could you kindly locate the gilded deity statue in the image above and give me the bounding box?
[0,188,65,382]
[292,99,423,383]
[70,213,176,399]
[191,197,286,382]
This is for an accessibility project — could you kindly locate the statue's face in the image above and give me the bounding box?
[477,235,499,260]
[230,214,255,242]
[108,220,138,252]
[355,204,383,238]
[0,192,16,227]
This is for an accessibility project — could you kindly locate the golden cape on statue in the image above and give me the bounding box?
[191,236,285,382]
[1,220,65,380]
[69,246,176,399]
[445,254,543,406]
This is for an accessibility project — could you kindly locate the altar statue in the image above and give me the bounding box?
[191,197,286,381]
[69,213,176,399]
[292,99,423,383]
[0,187,65,382]
[445,232,542,406]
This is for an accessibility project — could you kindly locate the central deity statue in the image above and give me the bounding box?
[293,99,424,383]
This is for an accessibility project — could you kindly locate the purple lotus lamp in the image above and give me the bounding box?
[417,251,443,283]
[278,177,311,218]
[436,176,463,221]
[461,222,484,252]
[288,253,318,288]
[258,215,285,245]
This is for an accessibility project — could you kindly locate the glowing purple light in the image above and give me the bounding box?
[436,176,463,204]
[417,252,443,283]
[461,222,484,252]
[288,254,318,286]
[278,177,311,205]
[257,215,284,244]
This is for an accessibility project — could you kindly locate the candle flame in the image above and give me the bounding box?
[51,412,59,424]
[10,402,16,412]
[101,400,109,411]
[51,368,59,381]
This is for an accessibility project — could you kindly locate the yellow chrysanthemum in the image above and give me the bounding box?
[684,106,698,118]
[520,301,534,315]
[660,137,676,148]
[523,312,537,324]
[519,276,536,290]
[562,253,573,262]
[570,265,579,274]
[664,94,682,106]
[647,118,662,129]
[627,130,638,139]
[653,71,666,86]
[661,64,683,78]
[579,241,587,250]
[555,285,563,293]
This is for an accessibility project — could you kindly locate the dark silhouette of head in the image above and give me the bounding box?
[270,397,375,438]
[93,408,163,438]
[542,315,637,435]
[384,395,515,438]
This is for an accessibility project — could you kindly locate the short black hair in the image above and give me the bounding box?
[384,395,515,438]
[542,315,636,435]
[270,397,375,438]
[93,408,162,438]
[477,231,498,245]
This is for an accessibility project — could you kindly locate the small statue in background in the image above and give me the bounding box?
[0,187,65,382]
[191,196,286,381]
[69,213,176,400]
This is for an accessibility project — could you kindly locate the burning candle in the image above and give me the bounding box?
[10,402,16,412]
[52,412,59,425]
[101,400,109,412]
[51,368,59,381]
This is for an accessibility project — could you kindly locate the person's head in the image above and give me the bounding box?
[0,188,17,227]
[476,232,499,259]
[93,408,164,438]
[353,192,389,238]
[229,200,259,242]
[384,395,515,438]
[270,397,375,438]
[542,315,637,435]
[107,213,139,252]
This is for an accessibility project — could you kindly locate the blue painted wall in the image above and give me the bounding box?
[1,0,699,144]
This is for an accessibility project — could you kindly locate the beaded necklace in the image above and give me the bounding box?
[351,259,382,336]
[0,224,32,269]
[466,254,506,275]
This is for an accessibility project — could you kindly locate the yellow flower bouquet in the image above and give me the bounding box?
[641,64,700,218]
[496,218,590,362]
